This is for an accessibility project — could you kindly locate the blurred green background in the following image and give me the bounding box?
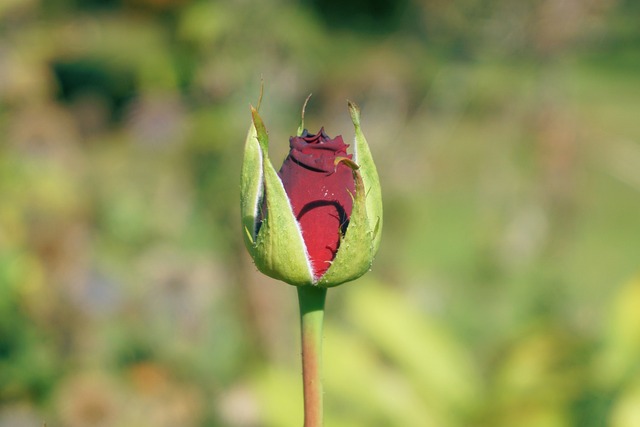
[1,0,640,425]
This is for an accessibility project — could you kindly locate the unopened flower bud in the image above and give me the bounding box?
[241,98,382,287]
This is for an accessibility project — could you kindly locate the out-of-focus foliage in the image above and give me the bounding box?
[1,0,639,425]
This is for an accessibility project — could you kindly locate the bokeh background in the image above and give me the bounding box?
[1,0,640,425]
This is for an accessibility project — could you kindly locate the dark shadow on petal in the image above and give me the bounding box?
[288,154,330,173]
[297,200,349,236]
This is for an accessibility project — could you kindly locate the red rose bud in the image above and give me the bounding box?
[278,129,355,278]
[241,98,382,287]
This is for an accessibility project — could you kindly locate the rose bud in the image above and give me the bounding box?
[241,98,382,287]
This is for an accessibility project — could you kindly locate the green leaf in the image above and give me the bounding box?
[345,282,480,412]
[596,275,640,388]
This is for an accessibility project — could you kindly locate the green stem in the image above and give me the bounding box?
[297,286,327,427]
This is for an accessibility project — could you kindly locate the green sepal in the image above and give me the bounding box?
[249,107,315,286]
[297,94,312,137]
[240,114,262,256]
[348,100,383,256]
[318,159,373,287]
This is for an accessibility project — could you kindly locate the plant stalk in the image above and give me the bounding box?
[297,286,327,427]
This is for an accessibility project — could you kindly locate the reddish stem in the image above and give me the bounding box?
[297,286,327,427]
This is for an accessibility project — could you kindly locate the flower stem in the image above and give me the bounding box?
[297,286,327,427]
